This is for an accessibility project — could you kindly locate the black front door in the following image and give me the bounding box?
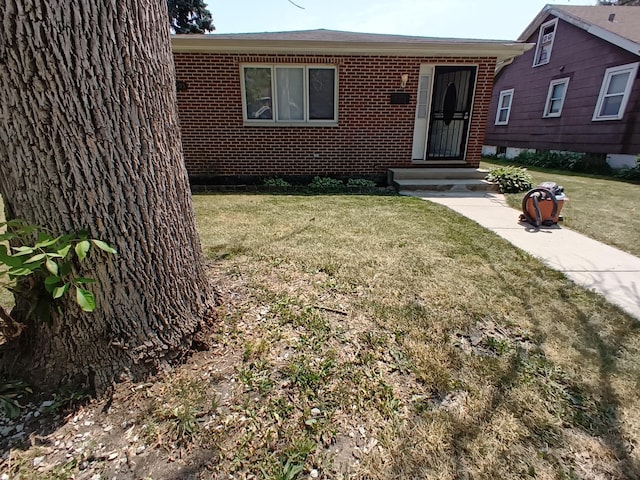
[426,66,477,160]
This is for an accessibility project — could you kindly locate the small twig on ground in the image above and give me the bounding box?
[312,304,347,316]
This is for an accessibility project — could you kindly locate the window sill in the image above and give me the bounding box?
[243,121,339,127]
[592,116,623,122]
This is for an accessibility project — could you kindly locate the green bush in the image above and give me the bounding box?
[486,166,533,193]
[614,155,640,181]
[263,178,291,188]
[346,178,377,190]
[309,176,344,190]
[513,151,611,175]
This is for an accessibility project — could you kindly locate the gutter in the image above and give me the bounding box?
[171,36,533,64]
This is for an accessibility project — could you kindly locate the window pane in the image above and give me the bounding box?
[542,24,555,37]
[244,68,272,119]
[500,94,511,109]
[276,68,304,121]
[538,45,550,63]
[498,109,508,123]
[551,83,565,99]
[549,99,562,114]
[417,75,430,118]
[600,95,623,116]
[309,68,335,120]
[607,72,630,95]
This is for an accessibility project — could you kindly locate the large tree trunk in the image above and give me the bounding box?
[0,0,213,393]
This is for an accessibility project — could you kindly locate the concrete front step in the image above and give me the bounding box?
[389,167,490,180]
[394,178,498,192]
[388,168,498,192]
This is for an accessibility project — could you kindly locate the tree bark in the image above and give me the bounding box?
[0,0,213,393]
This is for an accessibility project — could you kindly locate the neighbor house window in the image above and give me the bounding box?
[241,65,337,123]
[533,18,558,67]
[543,77,570,117]
[593,62,639,121]
[495,89,514,125]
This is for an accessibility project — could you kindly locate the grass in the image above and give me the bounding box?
[192,193,640,478]
[3,192,640,478]
[482,159,640,257]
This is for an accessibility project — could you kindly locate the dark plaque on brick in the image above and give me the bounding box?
[390,92,410,104]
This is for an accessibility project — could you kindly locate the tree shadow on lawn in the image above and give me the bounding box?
[554,289,640,475]
[387,262,640,478]
[484,263,635,476]
[519,270,640,476]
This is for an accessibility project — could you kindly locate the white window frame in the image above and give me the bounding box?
[592,62,639,121]
[533,18,558,67]
[240,64,338,125]
[495,89,514,125]
[543,77,570,118]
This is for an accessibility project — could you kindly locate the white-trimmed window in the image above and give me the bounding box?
[533,18,558,67]
[495,89,514,125]
[543,77,570,117]
[593,62,639,121]
[241,65,337,123]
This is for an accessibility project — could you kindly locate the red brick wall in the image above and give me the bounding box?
[173,53,496,178]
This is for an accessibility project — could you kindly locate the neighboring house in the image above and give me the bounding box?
[483,5,640,168]
[171,30,530,183]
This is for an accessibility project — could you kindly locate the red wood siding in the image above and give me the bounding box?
[485,15,640,155]
[174,53,496,179]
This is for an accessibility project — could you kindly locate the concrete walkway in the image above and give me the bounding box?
[401,190,640,321]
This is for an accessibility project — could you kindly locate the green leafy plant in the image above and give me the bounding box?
[346,178,377,190]
[309,176,344,191]
[512,150,611,175]
[41,387,91,414]
[146,377,216,446]
[168,403,199,443]
[239,359,275,393]
[263,178,292,188]
[0,220,116,332]
[486,166,533,193]
[485,336,512,355]
[271,458,305,480]
[0,377,32,419]
[615,155,640,181]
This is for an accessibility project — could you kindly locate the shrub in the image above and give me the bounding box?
[263,178,291,188]
[309,176,344,190]
[346,178,377,190]
[614,155,640,181]
[615,166,640,181]
[486,166,533,193]
[513,151,611,175]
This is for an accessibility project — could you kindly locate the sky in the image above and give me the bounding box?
[206,0,599,41]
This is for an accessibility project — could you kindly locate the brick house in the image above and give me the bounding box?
[483,5,640,168]
[172,30,531,184]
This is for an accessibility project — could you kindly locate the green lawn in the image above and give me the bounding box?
[3,193,640,479]
[482,160,640,257]
[190,193,640,478]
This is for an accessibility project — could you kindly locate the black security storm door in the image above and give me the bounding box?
[426,66,477,160]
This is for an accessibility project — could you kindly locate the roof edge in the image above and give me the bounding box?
[171,36,533,63]
[518,5,640,56]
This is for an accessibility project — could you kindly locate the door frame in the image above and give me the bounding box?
[411,63,478,164]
